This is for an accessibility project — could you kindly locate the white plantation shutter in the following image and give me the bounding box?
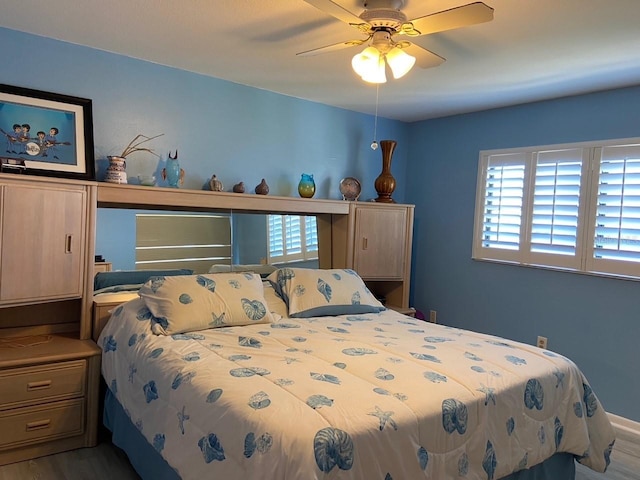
[268,215,318,264]
[588,145,640,277]
[474,152,527,263]
[527,149,588,269]
[474,137,640,280]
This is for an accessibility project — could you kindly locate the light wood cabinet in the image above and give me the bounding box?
[1,182,86,303]
[0,174,99,466]
[331,202,414,310]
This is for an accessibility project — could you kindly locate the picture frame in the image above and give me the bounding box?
[0,84,95,181]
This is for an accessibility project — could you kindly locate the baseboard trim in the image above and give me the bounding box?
[608,412,640,446]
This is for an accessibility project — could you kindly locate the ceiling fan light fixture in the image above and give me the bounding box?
[386,47,416,79]
[352,47,386,83]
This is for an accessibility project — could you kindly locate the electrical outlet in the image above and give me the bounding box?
[536,336,548,349]
[429,310,437,323]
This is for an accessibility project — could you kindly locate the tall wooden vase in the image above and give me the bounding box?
[374,139,397,203]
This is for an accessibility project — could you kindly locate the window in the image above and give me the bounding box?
[267,214,318,264]
[473,138,640,279]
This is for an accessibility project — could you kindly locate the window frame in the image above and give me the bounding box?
[472,137,640,281]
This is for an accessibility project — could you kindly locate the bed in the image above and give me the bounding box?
[96,268,615,480]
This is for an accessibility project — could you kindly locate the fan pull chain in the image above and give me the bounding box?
[371,84,379,150]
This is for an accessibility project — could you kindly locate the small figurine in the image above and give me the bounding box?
[162,150,185,188]
[209,174,224,192]
[255,178,269,195]
[233,181,245,193]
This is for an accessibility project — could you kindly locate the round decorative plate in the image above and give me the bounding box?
[339,177,361,201]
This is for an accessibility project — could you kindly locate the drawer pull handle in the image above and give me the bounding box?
[362,237,368,250]
[65,234,73,254]
[27,380,52,391]
[26,419,51,431]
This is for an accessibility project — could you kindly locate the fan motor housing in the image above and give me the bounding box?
[361,0,407,30]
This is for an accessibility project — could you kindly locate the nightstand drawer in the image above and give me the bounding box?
[0,361,86,410]
[0,399,84,449]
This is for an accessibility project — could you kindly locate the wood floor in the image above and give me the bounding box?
[0,435,637,480]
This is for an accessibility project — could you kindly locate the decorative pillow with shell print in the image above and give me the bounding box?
[139,273,275,335]
[266,268,385,318]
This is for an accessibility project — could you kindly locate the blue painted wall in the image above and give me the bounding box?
[0,27,408,202]
[407,86,640,422]
[2,27,638,422]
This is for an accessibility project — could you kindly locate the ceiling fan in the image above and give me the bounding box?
[298,0,494,83]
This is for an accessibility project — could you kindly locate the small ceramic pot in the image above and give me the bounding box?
[255,178,269,195]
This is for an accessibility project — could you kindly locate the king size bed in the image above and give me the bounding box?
[96,268,615,479]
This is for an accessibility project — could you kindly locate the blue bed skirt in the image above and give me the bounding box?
[103,389,576,480]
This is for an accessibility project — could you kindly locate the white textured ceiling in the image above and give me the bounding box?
[2,0,640,122]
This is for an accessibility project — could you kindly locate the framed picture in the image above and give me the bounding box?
[0,84,95,180]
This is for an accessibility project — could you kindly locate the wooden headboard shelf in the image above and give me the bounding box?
[97,183,350,216]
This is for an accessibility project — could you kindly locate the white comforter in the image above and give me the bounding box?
[99,299,615,480]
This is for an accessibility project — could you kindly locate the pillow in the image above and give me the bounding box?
[94,269,193,291]
[266,268,385,318]
[262,281,289,319]
[209,263,277,278]
[139,273,274,335]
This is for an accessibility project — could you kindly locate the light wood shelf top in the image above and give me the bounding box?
[0,335,100,369]
[97,183,350,215]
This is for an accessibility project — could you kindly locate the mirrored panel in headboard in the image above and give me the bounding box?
[95,208,319,274]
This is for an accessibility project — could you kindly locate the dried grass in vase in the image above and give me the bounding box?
[118,133,164,158]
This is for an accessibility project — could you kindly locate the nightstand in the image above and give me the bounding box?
[94,262,112,273]
[92,292,139,342]
[0,335,101,465]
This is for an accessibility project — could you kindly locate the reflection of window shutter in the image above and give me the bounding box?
[268,215,284,257]
[268,215,318,263]
[530,150,583,257]
[592,146,640,265]
[285,215,302,254]
[305,216,319,253]
[136,214,231,273]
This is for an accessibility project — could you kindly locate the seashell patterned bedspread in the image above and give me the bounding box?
[99,298,615,480]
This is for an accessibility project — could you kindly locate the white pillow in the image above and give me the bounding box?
[266,268,385,318]
[139,273,274,335]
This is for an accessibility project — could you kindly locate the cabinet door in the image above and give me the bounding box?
[353,205,407,279]
[1,184,85,302]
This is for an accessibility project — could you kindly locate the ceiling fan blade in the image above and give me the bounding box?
[402,2,494,36]
[297,38,367,57]
[403,43,446,69]
[304,0,367,27]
